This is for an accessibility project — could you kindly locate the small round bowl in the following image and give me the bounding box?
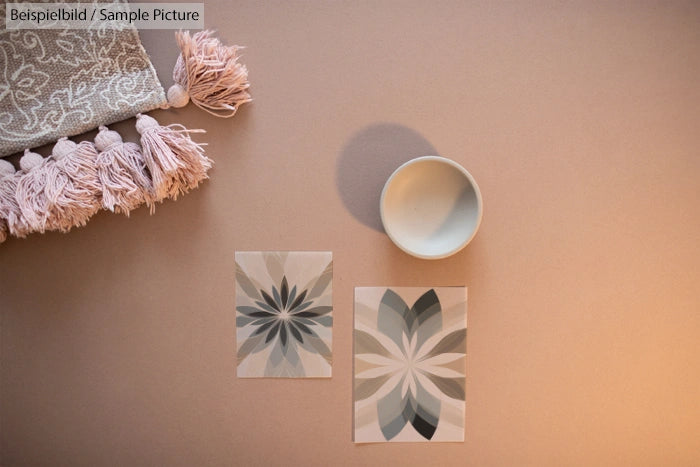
[380,156,483,259]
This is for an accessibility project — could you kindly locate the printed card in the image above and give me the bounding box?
[236,251,332,378]
[354,287,467,442]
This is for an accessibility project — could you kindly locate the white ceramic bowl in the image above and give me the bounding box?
[380,156,483,259]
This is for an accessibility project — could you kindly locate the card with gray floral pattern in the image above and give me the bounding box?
[235,251,332,378]
[354,287,467,442]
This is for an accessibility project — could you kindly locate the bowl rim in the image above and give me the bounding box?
[380,155,483,260]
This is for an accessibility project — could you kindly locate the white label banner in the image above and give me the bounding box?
[5,3,204,30]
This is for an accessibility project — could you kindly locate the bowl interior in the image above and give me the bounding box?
[381,157,481,258]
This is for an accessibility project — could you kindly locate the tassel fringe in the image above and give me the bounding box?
[15,149,63,233]
[1,114,211,243]
[48,139,103,232]
[168,30,251,117]
[95,126,154,216]
[136,113,212,202]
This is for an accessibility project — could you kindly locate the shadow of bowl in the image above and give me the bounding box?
[336,123,438,232]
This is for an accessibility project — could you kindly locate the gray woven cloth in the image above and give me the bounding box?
[0,1,166,158]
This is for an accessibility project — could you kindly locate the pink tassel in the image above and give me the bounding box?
[167,30,251,117]
[8,153,40,238]
[16,140,102,234]
[0,159,19,242]
[48,139,103,232]
[15,149,62,234]
[95,126,154,216]
[136,113,212,202]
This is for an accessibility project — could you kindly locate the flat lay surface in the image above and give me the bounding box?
[1,1,699,465]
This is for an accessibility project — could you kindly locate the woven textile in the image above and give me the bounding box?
[0,1,166,158]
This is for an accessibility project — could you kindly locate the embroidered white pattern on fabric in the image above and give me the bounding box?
[0,1,166,157]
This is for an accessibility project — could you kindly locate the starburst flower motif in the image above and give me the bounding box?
[237,276,331,351]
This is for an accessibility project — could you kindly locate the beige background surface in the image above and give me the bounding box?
[2,1,699,465]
